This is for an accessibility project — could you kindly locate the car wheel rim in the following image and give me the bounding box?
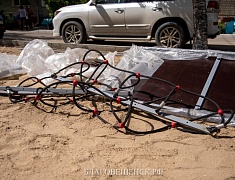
[159,27,181,48]
[65,25,82,43]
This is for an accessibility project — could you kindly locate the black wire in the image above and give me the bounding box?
[124,125,171,135]
[54,61,90,75]
[2,49,233,136]
[82,49,106,60]
[17,77,39,87]
[222,109,234,126]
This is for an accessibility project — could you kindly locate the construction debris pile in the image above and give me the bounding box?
[0,39,235,136]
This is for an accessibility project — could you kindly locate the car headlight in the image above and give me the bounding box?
[54,10,61,17]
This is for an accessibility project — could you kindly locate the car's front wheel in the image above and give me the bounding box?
[155,22,185,48]
[62,21,87,44]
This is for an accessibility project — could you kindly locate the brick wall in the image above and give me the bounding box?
[219,0,235,17]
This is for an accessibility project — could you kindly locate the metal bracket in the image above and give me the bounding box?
[87,88,212,134]
[195,54,222,110]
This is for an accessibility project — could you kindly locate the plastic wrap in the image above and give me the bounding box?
[101,44,235,91]
[66,51,116,82]
[0,53,25,79]
[143,46,235,60]
[16,39,55,76]
[160,107,235,126]
[15,39,116,85]
[100,45,164,91]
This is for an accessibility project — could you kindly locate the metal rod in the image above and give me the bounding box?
[195,54,222,110]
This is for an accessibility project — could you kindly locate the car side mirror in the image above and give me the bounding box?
[91,0,96,5]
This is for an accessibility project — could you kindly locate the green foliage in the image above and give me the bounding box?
[44,0,89,17]
[218,22,226,34]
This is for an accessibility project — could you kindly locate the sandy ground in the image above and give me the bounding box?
[0,46,235,180]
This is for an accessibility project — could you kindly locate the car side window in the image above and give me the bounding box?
[96,0,119,4]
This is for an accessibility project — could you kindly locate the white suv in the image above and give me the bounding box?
[53,0,220,48]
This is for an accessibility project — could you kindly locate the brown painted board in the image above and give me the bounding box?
[204,59,235,111]
[132,57,235,111]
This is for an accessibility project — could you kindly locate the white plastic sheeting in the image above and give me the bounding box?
[15,39,116,85]
[100,45,164,91]
[143,46,235,60]
[0,53,25,78]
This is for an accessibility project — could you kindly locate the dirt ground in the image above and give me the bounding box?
[0,46,235,180]
[0,46,22,55]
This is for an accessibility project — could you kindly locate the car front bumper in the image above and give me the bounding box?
[52,18,61,37]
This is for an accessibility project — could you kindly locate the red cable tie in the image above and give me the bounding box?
[35,95,41,101]
[81,60,85,64]
[24,97,29,103]
[171,122,176,128]
[116,97,121,104]
[136,72,140,78]
[70,73,75,77]
[37,78,41,83]
[118,122,125,128]
[93,79,97,84]
[93,109,98,115]
[104,59,108,64]
[175,85,181,92]
[218,109,223,115]
[73,80,78,86]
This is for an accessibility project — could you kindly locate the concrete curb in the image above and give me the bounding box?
[0,40,29,47]
[47,42,131,52]
[0,39,131,52]
[1,39,235,52]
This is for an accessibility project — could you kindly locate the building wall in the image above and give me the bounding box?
[219,0,235,17]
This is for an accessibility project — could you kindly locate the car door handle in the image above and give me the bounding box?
[114,9,124,14]
[152,7,162,11]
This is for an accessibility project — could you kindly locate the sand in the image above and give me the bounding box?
[0,46,235,180]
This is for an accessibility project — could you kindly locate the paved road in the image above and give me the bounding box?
[1,29,235,52]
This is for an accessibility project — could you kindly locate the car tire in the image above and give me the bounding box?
[0,32,4,39]
[62,21,87,44]
[155,22,185,48]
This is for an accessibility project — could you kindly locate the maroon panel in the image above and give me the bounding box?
[133,58,215,109]
[204,59,235,111]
